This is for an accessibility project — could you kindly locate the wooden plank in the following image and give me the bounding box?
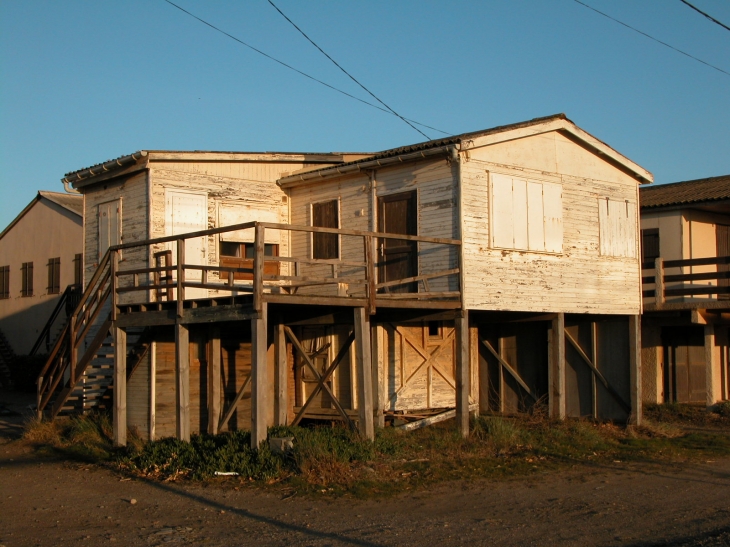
[208,327,221,434]
[113,326,127,447]
[372,323,385,428]
[275,322,288,426]
[354,308,374,441]
[218,374,252,431]
[705,324,717,407]
[480,338,538,402]
[251,302,268,449]
[176,239,184,318]
[455,311,470,438]
[149,341,156,441]
[550,313,566,419]
[175,322,190,442]
[629,315,642,425]
[397,403,478,432]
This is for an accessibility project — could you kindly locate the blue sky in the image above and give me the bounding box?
[1,0,728,228]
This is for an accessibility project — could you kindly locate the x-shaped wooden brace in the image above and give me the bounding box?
[285,325,356,429]
[388,324,457,405]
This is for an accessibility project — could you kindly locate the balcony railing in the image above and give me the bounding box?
[642,255,730,307]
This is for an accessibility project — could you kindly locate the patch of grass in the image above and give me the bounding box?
[23,411,117,461]
[25,406,730,498]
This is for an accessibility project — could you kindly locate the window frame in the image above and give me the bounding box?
[641,228,660,265]
[488,172,563,254]
[47,257,61,294]
[310,199,340,260]
[21,261,33,297]
[0,266,9,299]
[73,253,83,286]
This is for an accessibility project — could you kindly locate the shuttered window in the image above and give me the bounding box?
[0,266,9,299]
[598,198,637,258]
[490,173,563,253]
[312,200,339,259]
[73,253,83,286]
[641,229,660,264]
[21,262,33,297]
[47,257,61,294]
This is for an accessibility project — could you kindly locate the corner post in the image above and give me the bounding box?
[549,313,566,419]
[175,322,190,442]
[113,325,127,447]
[455,309,470,438]
[176,239,185,318]
[207,327,221,435]
[705,324,718,407]
[251,302,268,449]
[253,224,265,313]
[629,315,642,425]
[354,307,374,441]
[654,257,665,306]
[275,322,288,426]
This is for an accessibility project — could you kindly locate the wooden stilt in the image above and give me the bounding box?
[629,315,642,425]
[175,322,190,442]
[354,307,374,441]
[705,323,717,408]
[149,341,156,441]
[208,327,221,435]
[371,323,385,428]
[113,326,127,447]
[275,322,288,426]
[251,302,268,449]
[455,310,470,438]
[549,313,566,419]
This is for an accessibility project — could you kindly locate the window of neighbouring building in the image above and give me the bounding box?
[73,253,83,286]
[47,257,61,294]
[641,228,660,264]
[21,262,33,297]
[0,266,8,299]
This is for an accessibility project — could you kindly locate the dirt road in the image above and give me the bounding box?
[2,437,730,547]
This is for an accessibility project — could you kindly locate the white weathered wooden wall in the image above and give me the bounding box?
[460,131,642,315]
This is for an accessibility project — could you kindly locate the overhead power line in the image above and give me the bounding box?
[679,0,730,33]
[267,0,431,140]
[572,0,730,78]
[161,0,450,136]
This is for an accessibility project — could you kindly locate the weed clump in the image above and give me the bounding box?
[23,412,115,460]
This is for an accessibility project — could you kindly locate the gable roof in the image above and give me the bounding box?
[0,192,82,241]
[279,114,653,186]
[640,175,730,209]
[39,191,83,216]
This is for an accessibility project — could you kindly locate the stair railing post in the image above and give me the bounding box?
[176,239,185,318]
[69,315,77,385]
[365,235,376,316]
[111,248,118,322]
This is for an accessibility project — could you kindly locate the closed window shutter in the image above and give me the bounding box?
[490,173,514,249]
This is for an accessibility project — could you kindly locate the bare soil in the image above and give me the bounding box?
[2,392,730,546]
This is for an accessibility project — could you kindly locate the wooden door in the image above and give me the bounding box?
[378,191,417,293]
[98,199,121,261]
[663,327,705,403]
[717,225,729,300]
[166,190,208,299]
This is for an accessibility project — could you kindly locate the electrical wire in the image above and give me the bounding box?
[572,0,730,77]
[161,0,451,136]
[679,0,730,33]
[267,0,431,140]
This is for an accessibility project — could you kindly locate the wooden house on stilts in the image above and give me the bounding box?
[37,114,652,447]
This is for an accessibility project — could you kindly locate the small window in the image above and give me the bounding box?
[220,241,241,257]
[641,229,660,264]
[428,321,442,338]
[47,257,61,294]
[598,198,637,258]
[220,242,278,258]
[21,262,33,297]
[312,200,339,259]
[73,253,83,286]
[0,266,9,299]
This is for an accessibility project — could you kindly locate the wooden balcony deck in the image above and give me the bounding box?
[642,255,730,312]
